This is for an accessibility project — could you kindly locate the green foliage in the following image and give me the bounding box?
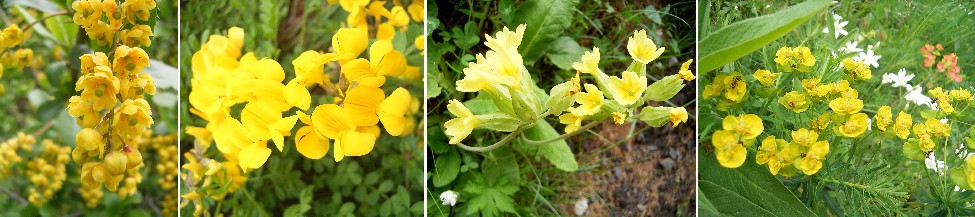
[699,149,816,216]
[509,0,580,66]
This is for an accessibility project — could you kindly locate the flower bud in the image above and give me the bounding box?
[76,128,103,151]
[124,147,142,169]
[72,147,88,165]
[476,113,521,132]
[545,81,575,116]
[104,174,123,192]
[643,74,684,102]
[635,106,675,127]
[92,164,108,183]
[105,151,128,175]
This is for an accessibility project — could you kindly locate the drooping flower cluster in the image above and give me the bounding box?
[24,140,71,206]
[445,26,693,146]
[68,0,158,193]
[0,24,33,95]
[0,133,34,179]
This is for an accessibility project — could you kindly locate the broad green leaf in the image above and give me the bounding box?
[698,190,722,217]
[699,149,817,216]
[482,146,520,185]
[698,0,832,73]
[510,0,579,66]
[524,120,578,171]
[433,149,461,187]
[463,174,519,217]
[545,36,587,70]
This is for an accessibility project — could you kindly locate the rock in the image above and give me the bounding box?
[659,158,676,170]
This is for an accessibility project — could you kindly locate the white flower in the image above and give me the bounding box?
[867,117,872,131]
[905,85,936,110]
[823,13,849,38]
[574,197,589,216]
[439,190,459,206]
[839,41,863,54]
[924,154,946,175]
[889,68,914,91]
[856,48,881,68]
[881,73,894,84]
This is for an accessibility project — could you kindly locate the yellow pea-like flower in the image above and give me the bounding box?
[376,23,395,40]
[893,111,912,139]
[240,102,297,151]
[377,88,412,136]
[332,27,369,65]
[559,108,585,133]
[414,35,425,52]
[408,1,424,22]
[875,105,893,132]
[836,113,868,138]
[291,51,336,87]
[828,96,863,115]
[339,0,369,12]
[573,84,604,116]
[572,47,601,74]
[669,107,688,127]
[444,99,480,144]
[677,59,696,81]
[712,130,746,168]
[753,69,778,86]
[722,114,764,140]
[343,40,407,88]
[311,104,379,162]
[343,85,385,126]
[627,29,665,64]
[607,71,647,106]
[295,123,329,160]
[778,91,809,113]
[388,6,410,27]
[238,141,272,170]
[284,80,312,111]
[76,68,121,111]
[1,24,24,48]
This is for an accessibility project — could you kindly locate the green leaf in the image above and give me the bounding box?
[37,100,64,121]
[463,174,519,217]
[524,120,578,171]
[510,0,579,66]
[545,36,587,70]
[482,146,520,185]
[949,167,972,191]
[433,149,461,187]
[698,190,721,217]
[7,0,62,14]
[698,149,817,216]
[697,0,832,73]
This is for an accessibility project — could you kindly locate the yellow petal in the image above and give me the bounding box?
[291,50,328,87]
[378,88,411,136]
[376,23,395,40]
[270,115,299,151]
[339,129,376,157]
[238,141,271,169]
[285,80,312,110]
[342,58,386,87]
[333,28,368,64]
[253,58,285,83]
[311,104,352,139]
[344,85,385,126]
[240,102,279,141]
[295,126,329,159]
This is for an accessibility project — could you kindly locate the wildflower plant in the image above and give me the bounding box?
[699,0,975,215]
[179,0,424,215]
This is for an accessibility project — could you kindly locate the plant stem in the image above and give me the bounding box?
[521,121,604,145]
[23,11,70,31]
[454,130,523,153]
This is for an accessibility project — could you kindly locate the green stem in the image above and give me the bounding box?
[454,130,523,153]
[520,121,604,145]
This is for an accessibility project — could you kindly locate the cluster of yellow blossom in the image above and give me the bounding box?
[78,185,104,208]
[0,133,34,179]
[928,87,972,114]
[773,46,816,73]
[711,114,763,168]
[840,58,872,81]
[334,0,423,44]
[24,140,71,206]
[72,0,156,47]
[68,0,158,193]
[0,24,34,95]
[446,26,693,145]
[702,72,746,109]
[755,129,830,176]
[180,149,247,216]
[148,133,178,190]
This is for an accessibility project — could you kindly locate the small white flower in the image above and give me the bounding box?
[867,117,872,131]
[765,4,771,8]
[905,86,936,110]
[856,48,882,68]
[823,13,849,38]
[924,154,946,175]
[439,190,459,206]
[890,68,914,91]
[574,197,589,216]
[881,73,894,84]
[839,41,863,54]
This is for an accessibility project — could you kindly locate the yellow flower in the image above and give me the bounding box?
[778,91,809,113]
[284,80,312,111]
[343,85,386,127]
[810,112,832,131]
[627,29,665,64]
[893,111,912,139]
[702,83,722,100]
[1,24,24,48]
[573,84,604,116]
[841,58,872,81]
[924,118,950,138]
[456,54,516,92]
[112,46,151,78]
[240,102,297,152]
[722,114,764,140]
[75,128,103,152]
[677,59,695,81]
[119,25,153,48]
[559,108,585,133]
[13,49,33,68]
[950,89,973,101]
[332,28,369,64]
[721,72,746,102]
[712,130,746,168]
[414,35,425,52]
[875,105,892,131]
[756,136,796,175]
[113,99,154,139]
[967,157,975,189]
[291,51,336,87]
[481,25,528,89]
[120,0,156,23]
[572,47,601,74]
[388,6,410,27]
[101,0,123,29]
[669,107,688,127]
[753,69,778,86]
[828,96,863,115]
[377,88,412,136]
[836,113,868,138]
[790,128,819,147]
[774,46,815,73]
[917,135,935,153]
[237,141,272,170]
[607,71,647,106]
[801,78,830,99]
[295,120,329,160]
[444,99,480,144]
[343,40,407,88]
[311,104,380,162]
[798,141,829,175]
[71,1,102,29]
[67,96,100,128]
[76,67,121,110]
[612,112,626,125]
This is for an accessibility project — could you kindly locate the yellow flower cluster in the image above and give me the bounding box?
[78,185,104,208]
[841,58,872,81]
[774,46,816,73]
[0,133,33,179]
[180,149,247,216]
[966,157,975,191]
[928,87,973,114]
[334,0,425,49]
[69,0,158,193]
[150,134,178,190]
[0,24,33,94]
[72,0,156,47]
[756,129,830,175]
[702,72,746,108]
[711,114,763,168]
[24,140,71,206]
